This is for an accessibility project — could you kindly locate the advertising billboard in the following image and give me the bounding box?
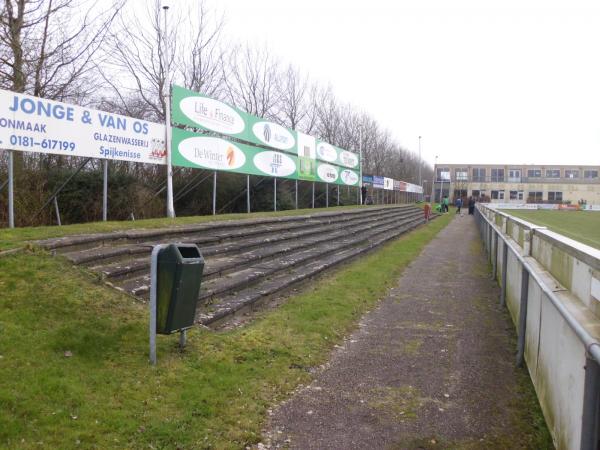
[171,128,359,186]
[171,85,359,171]
[0,89,166,164]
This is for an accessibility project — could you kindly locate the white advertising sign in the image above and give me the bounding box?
[177,136,246,170]
[0,89,166,164]
[317,163,339,183]
[383,177,394,190]
[296,131,316,159]
[316,142,337,162]
[340,169,359,186]
[339,150,359,169]
[252,121,295,150]
[179,96,245,135]
[404,183,424,194]
[253,151,296,177]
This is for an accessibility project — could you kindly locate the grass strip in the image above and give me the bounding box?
[0,213,451,449]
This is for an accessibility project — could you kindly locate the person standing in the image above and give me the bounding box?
[455,197,462,214]
[468,196,475,215]
[361,185,367,204]
[443,195,449,213]
[424,202,431,222]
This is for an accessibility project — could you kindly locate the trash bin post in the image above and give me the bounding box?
[179,329,187,348]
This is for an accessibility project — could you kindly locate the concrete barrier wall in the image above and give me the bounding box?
[477,204,600,450]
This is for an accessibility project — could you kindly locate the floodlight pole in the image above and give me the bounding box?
[163,4,175,218]
[359,126,363,205]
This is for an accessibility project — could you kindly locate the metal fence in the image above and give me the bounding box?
[475,204,600,450]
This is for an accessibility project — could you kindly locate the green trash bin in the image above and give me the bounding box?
[156,244,205,334]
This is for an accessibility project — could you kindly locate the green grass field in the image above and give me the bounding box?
[506,209,600,250]
[0,214,457,449]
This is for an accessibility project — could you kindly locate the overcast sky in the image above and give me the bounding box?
[198,0,600,167]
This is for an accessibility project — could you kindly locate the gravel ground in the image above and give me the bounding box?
[262,214,550,450]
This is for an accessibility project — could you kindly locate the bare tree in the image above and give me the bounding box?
[274,64,309,130]
[314,85,342,144]
[102,0,225,122]
[179,2,225,98]
[0,0,123,100]
[222,44,280,118]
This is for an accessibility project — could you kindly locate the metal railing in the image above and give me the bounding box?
[474,204,600,450]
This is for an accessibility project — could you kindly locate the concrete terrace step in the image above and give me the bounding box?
[112,210,424,297]
[90,208,422,282]
[39,206,414,254]
[196,216,426,325]
[196,215,424,305]
[40,205,431,325]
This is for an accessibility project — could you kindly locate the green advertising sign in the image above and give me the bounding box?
[172,128,297,178]
[315,140,360,170]
[172,128,360,186]
[171,85,360,174]
[172,85,297,153]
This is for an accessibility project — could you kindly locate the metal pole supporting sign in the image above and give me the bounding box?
[103,159,108,221]
[247,175,250,213]
[212,171,217,215]
[8,150,14,228]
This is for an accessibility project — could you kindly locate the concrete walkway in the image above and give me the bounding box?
[263,215,550,449]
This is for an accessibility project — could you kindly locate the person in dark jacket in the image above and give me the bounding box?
[468,196,475,215]
[455,197,462,214]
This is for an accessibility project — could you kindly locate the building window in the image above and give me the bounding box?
[584,170,599,179]
[491,168,505,182]
[528,191,543,202]
[565,170,579,179]
[455,168,468,181]
[548,192,563,202]
[527,169,542,178]
[510,190,519,200]
[545,169,561,178]
[472,168,486,182]
[518,191,524,200]
[508,169,521,182]
[437,168,450,181]
[491,190,499,199]
[471,190,480,198]
[490,190,505,200]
